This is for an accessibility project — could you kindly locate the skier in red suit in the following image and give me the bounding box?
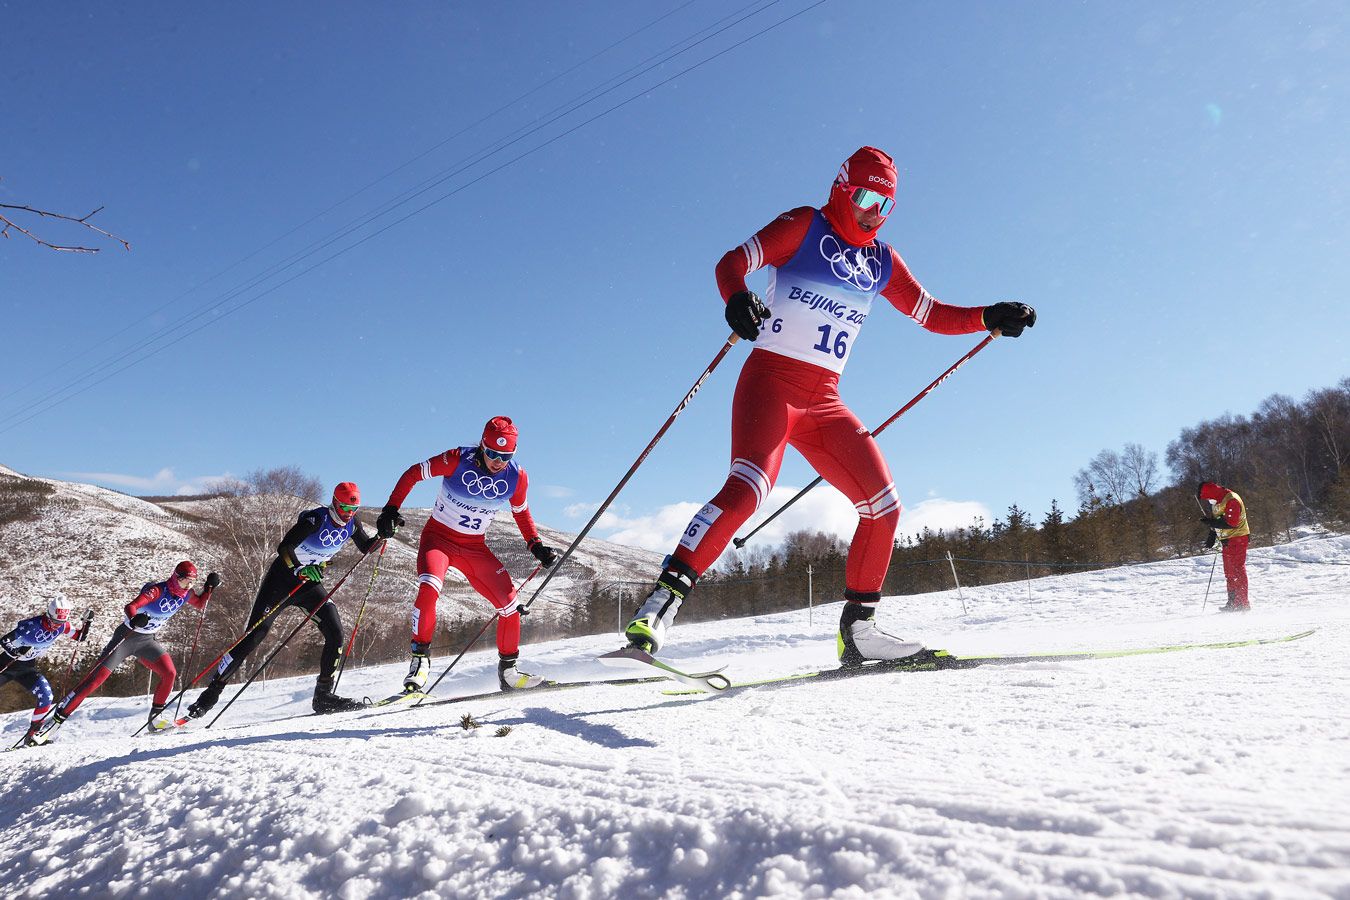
[625,146,1036,665]
[378,417,559,693]
[1198,481,1251,611]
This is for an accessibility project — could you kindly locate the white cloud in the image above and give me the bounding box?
[593,485,992,564]
[538,484,576,499]
[65,468,235,496]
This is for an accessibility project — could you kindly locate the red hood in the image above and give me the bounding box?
[1197,481,1229,503]
[822,146,897,247]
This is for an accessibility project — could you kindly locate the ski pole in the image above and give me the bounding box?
[333,539,387,693]
[732,333,996,549]
[172,592,213,721]
[55,608,96,700]
[142,578,309,732]
[523,333,741,612]
[417,562,543,704]
[1200,547,1220,610]
[206,546,378,728]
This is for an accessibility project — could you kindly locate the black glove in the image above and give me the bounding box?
[1199,516,1227,529]
[1204,530,1218,549]
[129,612,151,629]
[75,609,94,642]
[982,302,1037,337]
[377,504,405,539]
[205,572,222,590]
[529,540,559,567]
[724,290,771,341]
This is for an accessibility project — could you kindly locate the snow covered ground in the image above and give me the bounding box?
[2,534,1348,899]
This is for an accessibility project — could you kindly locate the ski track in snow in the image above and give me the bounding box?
[2,534,1349,899]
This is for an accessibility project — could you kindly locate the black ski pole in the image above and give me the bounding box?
[333,539,387,693]
[416,562,543,704]
[1200,548,1220,610]
[732,333,996,550]
[173,592,213,721]
[55,608,96,700]
[522,333,741,612]
[206,546,377,728]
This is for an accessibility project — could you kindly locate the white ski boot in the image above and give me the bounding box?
[497,655,545,691]
[837,599,924,667]
[404,642,431,692]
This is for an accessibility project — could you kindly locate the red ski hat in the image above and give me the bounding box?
[822,146,898,247]
[331,482,360,524]
[482,416,518,454]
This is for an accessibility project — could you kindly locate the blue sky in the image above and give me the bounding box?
[2,2,1347,562]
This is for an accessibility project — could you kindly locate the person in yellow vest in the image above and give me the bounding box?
[1197,481,1251,611]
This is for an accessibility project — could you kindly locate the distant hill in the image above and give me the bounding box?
[0,465,662,687]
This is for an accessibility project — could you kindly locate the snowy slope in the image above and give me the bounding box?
[1,535,1348,898]
[0,465,663,639]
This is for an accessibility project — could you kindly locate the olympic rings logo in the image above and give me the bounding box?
[461,471,509,499]
[819,235,881,291]
[319,528,346,547]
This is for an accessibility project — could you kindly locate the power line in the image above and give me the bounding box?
[1,0,811,435]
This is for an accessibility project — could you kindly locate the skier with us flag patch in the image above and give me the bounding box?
[377,416,560,695]
[624,146,1036,665]
[1,595,92,747]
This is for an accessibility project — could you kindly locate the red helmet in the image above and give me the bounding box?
[822,146,898,247]
[168,560,198,597]
[331,482,360,524]
[481,416,518,455]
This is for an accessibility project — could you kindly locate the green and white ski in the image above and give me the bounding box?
[662,629,1316,695]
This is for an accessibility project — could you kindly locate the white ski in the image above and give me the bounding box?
[596,647,731,693]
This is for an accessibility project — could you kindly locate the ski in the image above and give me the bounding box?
[358,666,729,720]
[597,646,732,692]
[368,690,430,708]
[145,717,191,735]
[662,629,1317,694]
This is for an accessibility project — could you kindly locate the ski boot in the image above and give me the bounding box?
[34,710,68,745]
[188,680,224,719]
[312,677,366,714]
[404,641,431,693]
[624,562,696,654]
[147,704,179,734]
[837,595,924,668]
[497,654,545,691]
[21,721,48,747]
[1218,589,1251,613]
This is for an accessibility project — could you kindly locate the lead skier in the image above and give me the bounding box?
[377,416,560,694]
[0,595,91,746]
[189,483,380,717]
[624,146,1036,665]
[47,561,219,737]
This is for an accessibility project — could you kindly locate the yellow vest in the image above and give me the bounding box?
[1215,490,1250,540]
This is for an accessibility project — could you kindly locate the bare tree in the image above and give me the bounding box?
[1073,449,1130,506]
[208,466,323,593]
[1120,443,1159,497]
[0,181,130,253]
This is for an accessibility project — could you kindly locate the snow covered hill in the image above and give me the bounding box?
[2,533,1347,898]
[0,465,663,646]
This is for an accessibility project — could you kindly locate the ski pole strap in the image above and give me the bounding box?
[732,333,995,549]
[525,332,740,608]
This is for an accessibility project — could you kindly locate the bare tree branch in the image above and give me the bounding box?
[0,196,131,253]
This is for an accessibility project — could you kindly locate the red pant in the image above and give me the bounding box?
[414,519,522,655]
[1223,534,1249,606]
[672,349,901,592]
